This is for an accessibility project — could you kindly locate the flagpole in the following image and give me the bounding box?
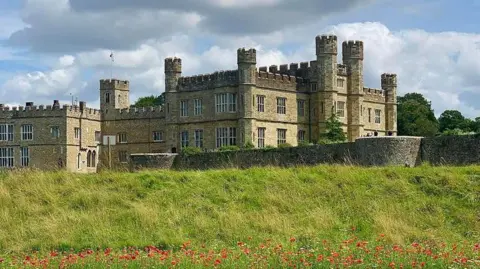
[110,51,114,79]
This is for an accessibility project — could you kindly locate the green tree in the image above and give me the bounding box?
[132,93,165,107]
[438,110,466,133]
[319,113,346,143]
[397,93,439,136]
[475,117,480,133]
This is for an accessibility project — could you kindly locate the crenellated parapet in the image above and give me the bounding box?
[342,40,364,60]
[100,79,129,90]
[164,57,182,73]
[316,35,338,55]
[256,71,309,92]
[337,64,347,76]
[258,60,317,79]
[103,106,165,121]
[381,73,397,87]
[237,48,256,64]
[363,87,385,102]
[177,70,238,91]
[0,104,101,120]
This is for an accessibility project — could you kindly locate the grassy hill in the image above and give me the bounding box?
[0,164,478,256]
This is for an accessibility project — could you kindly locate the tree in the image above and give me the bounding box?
[475,117,480,133]
[132,92,165,107]
[438,110,466,133]
[397,93,439,136]
[319,113,347,143]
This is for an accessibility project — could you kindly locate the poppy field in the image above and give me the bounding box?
[0,165,478,268]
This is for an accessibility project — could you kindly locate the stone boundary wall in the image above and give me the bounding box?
[129,135,480,171]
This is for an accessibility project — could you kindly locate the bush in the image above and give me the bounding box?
[180,146,202,156]
[218,145,240,152]
[243,141,255,149]
[277,143,292,148]
[297,141,313,147]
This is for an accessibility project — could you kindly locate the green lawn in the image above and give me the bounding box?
[0,164,478,255]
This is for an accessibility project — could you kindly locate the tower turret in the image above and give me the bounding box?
[164,57,182,92]
[382,73,398,135]
[315,35,339,140]
[342,40,365,141]
[237,48,257,85]
[99,79,130,111]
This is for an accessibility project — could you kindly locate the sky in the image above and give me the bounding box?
[0,0,479,118]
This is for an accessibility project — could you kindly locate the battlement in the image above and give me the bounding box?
[363,87,385,103]
[381,73,397,87]
[176,70,238,91]
[258,60,316,78]
[0,104,101,120]
[315,34,338,55]
[342,40,364,60]
[103,105,165,120]
[164,57,182,73]
[100,79,129,90]
[363,87,384,96]
[337,64,347,76]
[256,71,308,92]
[237,48,256,64]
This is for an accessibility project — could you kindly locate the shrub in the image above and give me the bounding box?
[180,146,202,156]
[277,143,292,148]
[243,141,255,149]
[218,145,240,152]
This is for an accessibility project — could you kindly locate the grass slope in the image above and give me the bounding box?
[0,165,478,254]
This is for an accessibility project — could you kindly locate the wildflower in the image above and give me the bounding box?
[290,237,296,243]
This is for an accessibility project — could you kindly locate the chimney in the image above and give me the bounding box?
[53,100,60,108]
[26,102,34,107]
[79,101,86,111]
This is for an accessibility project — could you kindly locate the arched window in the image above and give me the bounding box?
[87,150,91,167]
[77,153,81,169]
[92,151,96,167]
[105,92,110,103]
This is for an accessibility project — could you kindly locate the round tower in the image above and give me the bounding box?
[237,48,257,85]
[164,57,182,92]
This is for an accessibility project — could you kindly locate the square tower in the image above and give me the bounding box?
[99,79,130,111]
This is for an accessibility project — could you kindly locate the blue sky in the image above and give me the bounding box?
[0,0,479,119]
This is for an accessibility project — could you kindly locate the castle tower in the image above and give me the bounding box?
[315,35,338,139]
[342,40,365,141]
[237,48,257,146]
[99,79,130,111]
[164,57,182,92]
[382,73,398,135]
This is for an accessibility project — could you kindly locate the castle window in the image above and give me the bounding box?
[337,79,344,88]
[77,153,81,169]
[257,95,265,112]
[277,97,286,114]
[92,151,96,167]
[21,124,33,141]
[277,129,286,145]
[20,147,29,167]
[215,93,236,113]
[51,126,60,138]
[311,83,317,92]
[257,127,265,148]
[298,130,306,143]
[0,124,14,141]
[118,151,128,163]
[0,147,14,168]
[153,131,163,142]
[74,127,81,139]
[375,109,381,124]
[336,101,345,118]
[368,108,372,123]
[216,127,236,148]
[297,99,305,117]
[180,100,188,117]
[321,102,324,114]
[105,92,110,103]
[180,131,189,148]
[87,150,91,167]
[193,99,202,116]
[194,129,204,148]
[95,131,101,143]
[117,132,127,143]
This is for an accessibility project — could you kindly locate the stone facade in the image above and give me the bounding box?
[0,34,397,172]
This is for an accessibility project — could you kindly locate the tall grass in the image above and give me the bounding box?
[0,164,478,254]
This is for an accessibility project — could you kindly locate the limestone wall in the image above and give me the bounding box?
[129,135,480,171]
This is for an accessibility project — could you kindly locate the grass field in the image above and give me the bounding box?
[0,164,479,268]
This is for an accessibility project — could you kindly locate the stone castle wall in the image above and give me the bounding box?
[129,135,480,171]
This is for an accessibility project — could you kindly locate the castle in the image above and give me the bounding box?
[0,34,397,172]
